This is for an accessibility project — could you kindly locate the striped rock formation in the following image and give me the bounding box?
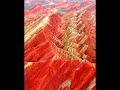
[24,0,96,90]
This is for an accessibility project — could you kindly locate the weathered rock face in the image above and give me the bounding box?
[24,0,96,90]
[25,60,96,90]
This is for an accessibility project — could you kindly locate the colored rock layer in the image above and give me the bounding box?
[24,0,96,90]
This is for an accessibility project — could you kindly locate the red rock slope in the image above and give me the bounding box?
[24,1,96,90]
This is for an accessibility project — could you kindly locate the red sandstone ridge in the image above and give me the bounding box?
[25,60,96,90]
[24,0,96,90]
